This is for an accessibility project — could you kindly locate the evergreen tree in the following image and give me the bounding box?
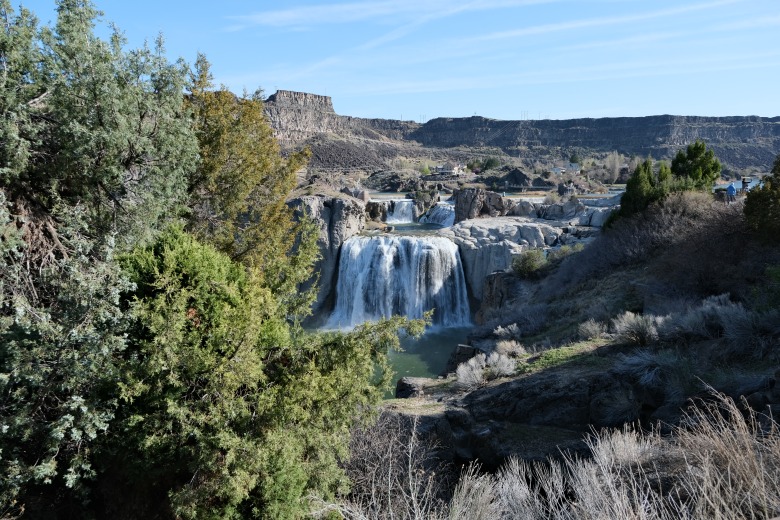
[0,0,196,511]
[613,158,674,221]
[670,139,722,188]
[186,55,316,317]
[1,3,422,517]
[611,142,720,225]
[103,227,424,519]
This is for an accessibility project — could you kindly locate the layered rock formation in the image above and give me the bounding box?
[265,90,780,171]
[264,90,419,146]
[440,217,561,299]
[411,115,780,170]
[441,190,616,299]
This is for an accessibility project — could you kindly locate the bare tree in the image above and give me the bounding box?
[315,411,454,520]
[605,151,623,184]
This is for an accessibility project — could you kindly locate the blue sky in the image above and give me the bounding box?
[18,0,780,121]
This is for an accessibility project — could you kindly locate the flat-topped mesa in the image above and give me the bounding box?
[265,90,335,113]
[263,89,420,149]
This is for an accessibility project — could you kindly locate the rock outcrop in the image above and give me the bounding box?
[265,90,780,172]
[452,188,514,222]
[289,195,366,323]
[440,217,561,299]
[264,90,419,146]
[452,189,616,228]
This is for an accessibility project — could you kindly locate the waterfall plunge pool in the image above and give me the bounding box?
[390,326,472,379]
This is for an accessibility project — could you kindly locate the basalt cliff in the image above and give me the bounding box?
[265,90,780,171]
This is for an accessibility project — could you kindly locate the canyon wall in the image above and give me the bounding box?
[410,115,780,169]
[264,90,420,145]
[265,90,780,170]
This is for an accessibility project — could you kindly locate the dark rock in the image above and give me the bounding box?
[288,196,365,324]
[443,344,482,376]
[396,377,430,398]
[452,188,514,223]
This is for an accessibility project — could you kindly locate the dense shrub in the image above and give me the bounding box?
[455,354,488,390]
[578,318,607,340]
[512,248,547,278]
[455,352,516,391]
[611,311,661,346]
[335,395,780,519]
[545,191,743,298]
[744,154,780,242]
[328,412,453,520]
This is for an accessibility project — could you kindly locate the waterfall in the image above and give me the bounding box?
[420,202,455,227]
[385,199,415,223]
[326,235,470,328]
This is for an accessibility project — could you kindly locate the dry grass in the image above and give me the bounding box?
[461,393,780,519]
[326,394,780,519]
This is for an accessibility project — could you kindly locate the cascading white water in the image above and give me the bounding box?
[326,235,470,328]
[385,199,415,223]
[420,202,456,227]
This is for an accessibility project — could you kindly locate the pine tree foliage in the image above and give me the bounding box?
[0,0,43,184]
[612,159,675,222]
[611,142,720,225]
[670,139,722,188]
[3,0,198,250]
[0,196,131,517]
[105,227,424,519]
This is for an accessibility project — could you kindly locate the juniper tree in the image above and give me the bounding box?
[186,54,316,318]
[671,139,722,189]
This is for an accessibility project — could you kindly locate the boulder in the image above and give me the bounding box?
[452,188,514,223]
[340,186,370,202]
[507,199,538,217]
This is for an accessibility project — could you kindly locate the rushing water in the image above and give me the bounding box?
[385,199,415,223]
[326,235,470,328]
[419,202,456,228]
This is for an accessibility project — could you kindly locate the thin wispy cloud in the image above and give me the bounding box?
[467,0,743,42]
[227,0,558,30]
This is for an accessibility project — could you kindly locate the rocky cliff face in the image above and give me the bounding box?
[410,115,780,169]
[441,190,614,300]
[265,90,780,170]
[289,195,366,324]
[264,90,420,146]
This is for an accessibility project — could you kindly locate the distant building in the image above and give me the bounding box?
[436,162,464,175]
[568,162,581,174]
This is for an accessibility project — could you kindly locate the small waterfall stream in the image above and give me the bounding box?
[326,235,470,328]
[420,202,456,227]
[385,200,415,223]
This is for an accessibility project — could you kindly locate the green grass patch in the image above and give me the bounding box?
[518,340,611,374]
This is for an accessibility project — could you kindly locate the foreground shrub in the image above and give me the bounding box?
[321,412,452,520]
[744,154,780,242]
[512,248,547,278]
[455,353,516,391]
[611,311,662,346]
[578,318,607,340]
[330,394,780,519]
[471,394,780,519]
